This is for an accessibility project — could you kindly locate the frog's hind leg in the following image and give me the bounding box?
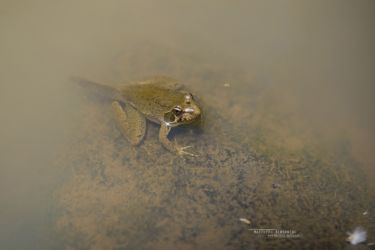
[111,101,146,146]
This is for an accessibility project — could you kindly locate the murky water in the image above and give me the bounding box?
[1,1,374,249]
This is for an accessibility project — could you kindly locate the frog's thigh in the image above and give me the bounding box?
[111,101,146,146]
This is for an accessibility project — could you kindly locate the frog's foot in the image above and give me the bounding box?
[177,145,197,157]
[159,124,197,156]
[174,139,197,157]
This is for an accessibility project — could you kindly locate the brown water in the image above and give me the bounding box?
[1,1,374,249]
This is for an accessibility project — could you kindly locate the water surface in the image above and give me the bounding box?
[1,1,374,249]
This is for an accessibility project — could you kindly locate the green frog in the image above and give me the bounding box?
[74,76,201,156]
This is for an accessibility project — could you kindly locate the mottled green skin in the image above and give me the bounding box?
[120,77,191,125]
[77,76,201,155]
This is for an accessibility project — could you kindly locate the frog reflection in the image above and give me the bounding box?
[75,76,201,156]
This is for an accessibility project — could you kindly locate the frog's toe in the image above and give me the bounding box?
[177,145,197,157]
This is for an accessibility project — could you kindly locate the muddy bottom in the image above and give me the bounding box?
[53,43,374,249]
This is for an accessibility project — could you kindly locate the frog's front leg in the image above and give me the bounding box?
[159,123,196,156]
[111,101,146,146]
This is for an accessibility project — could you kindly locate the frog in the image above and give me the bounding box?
[74,76,201,156]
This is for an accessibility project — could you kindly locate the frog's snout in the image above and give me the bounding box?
[194,107,201,118]
[182,106,201,122]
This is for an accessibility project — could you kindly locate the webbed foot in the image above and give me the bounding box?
[174,139,197,157]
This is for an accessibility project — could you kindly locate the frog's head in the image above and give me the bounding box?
[163,93,201,127]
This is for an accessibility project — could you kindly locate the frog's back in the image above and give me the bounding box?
[134,76,181,89]
[119,76,185,118]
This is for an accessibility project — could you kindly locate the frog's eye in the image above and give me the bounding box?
[184,93,193,104]
[172,106,183,116]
